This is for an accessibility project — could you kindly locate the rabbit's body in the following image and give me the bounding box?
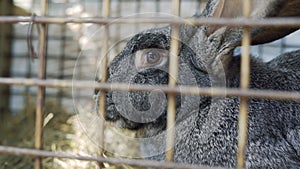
[267,50,300,72]
[99,0,300,168]
[192,53,300,168]
[137,50,300,169]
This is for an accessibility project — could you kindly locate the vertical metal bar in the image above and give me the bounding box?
[199,0,206,13]
[115,0,121,52]
[0,0,13,115]
[58,2,67,107]
[155,0,160,28]
[98,0,110,168]
[166,0,180,162]
[155,0,160,13]
[34,0,48,169]
[196,0,201,12]
[280,38,285,54]
[237,0,251,168]
[258,46,263,60]
[135,0,141,32]
[171,0,181,16]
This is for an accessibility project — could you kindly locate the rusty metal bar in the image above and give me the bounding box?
[166,0,181,162]
[34,0,48,169]
[0,16,300,27]
[98,0,110,168]
[0,145,227,169]
[0,78,300,101]
[237,0,252,168]
[172,0,181,16]
[0,1,297,169]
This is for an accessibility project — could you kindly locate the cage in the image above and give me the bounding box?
[0,0,300,169]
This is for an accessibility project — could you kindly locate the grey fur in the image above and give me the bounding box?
[96,0,300,168]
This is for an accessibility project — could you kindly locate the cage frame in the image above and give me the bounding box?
[0,0,300,169]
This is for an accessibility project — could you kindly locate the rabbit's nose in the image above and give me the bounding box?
[132,68,169,85]
[129,91,151,111]
[130,70,184,115]
[129,69,168,111]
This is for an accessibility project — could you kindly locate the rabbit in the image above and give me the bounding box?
[97,0,300,168]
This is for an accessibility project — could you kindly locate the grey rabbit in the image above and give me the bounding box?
[97,0,300,168]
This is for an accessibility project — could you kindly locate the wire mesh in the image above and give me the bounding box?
[0,0,299,169]
[165,0,181,162]
[97,0,110,168]
[34,1,48,168]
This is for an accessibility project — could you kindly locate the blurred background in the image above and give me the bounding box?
[0,0,299,168]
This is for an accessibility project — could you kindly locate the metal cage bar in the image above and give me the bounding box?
[0,145,227,169]
[0,77,299,100]
[34,0,48,169]
[237,0,252,168]
[0,16,300,27]
[166,0,181,162]
[98,0,111,168]
[0,1,299,169]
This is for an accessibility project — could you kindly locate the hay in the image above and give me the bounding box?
[0,96,144,169]
[74,103,144,169]
[0,96,75,169]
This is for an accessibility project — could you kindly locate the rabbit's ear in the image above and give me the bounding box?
[205,0,242,36]
[205,0,300,44]
[183,0,300,75]
[251,0,300,45]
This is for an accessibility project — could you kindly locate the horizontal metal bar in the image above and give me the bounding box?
[0,77,299,101]
[0,145,227,169]
[0,16,300,27]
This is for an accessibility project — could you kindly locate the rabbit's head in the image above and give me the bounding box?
[102,0,300,135]
[104,26,209,135]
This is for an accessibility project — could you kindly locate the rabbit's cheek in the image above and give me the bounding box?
[105,91,143,129]
[104,68,171,130]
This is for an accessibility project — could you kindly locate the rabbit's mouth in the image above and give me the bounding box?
[104,93,170,132]
[104,68,181,131]
[105,101,167,131]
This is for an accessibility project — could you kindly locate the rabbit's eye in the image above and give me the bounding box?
[135,48,168,70]
[145,50,160,64]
